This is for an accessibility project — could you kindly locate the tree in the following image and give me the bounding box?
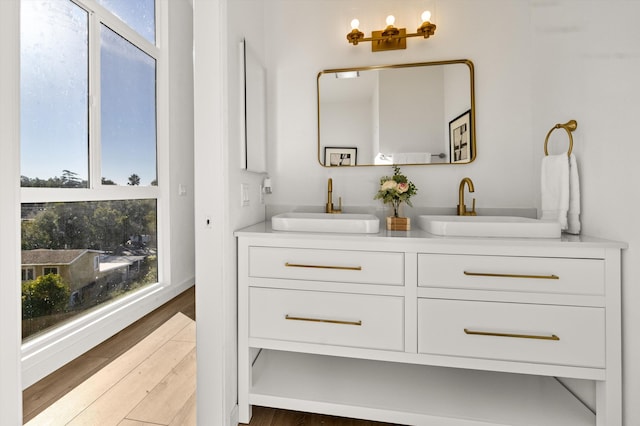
[21,199,157,252]
[101,177,116,185]
[91,204,123,250]
[61,169,83,188]
[128,174,141,186]
[22,273,70,319]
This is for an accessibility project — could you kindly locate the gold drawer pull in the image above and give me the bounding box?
[464,328,560,341]
[285,315,362,326]
[464,271,559,280]
[285,262,362,271]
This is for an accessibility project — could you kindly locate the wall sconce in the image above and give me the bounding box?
[347,11,436,52]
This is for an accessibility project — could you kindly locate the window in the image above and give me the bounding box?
[101,24,157,186]
[20,0,160,340]
[22,268,35,282]
[43,267,59,276]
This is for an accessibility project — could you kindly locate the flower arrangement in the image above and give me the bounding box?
[374,166,418,217]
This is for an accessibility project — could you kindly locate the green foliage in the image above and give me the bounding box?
[22,274,70,319]
[374,166,418,217]
[21,200,157,252]
[128,173,141,186]
[21,169,87,188]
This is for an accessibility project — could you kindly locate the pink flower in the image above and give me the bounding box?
[397,182,409,193]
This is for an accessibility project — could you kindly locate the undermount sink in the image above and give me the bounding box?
[417,215,561,238]
[271,212,380,234]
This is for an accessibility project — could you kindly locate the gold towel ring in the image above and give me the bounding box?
[544,119,577,157]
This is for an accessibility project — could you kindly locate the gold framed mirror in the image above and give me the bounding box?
[317,59,475,167]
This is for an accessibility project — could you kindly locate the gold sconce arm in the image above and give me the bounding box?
[346,28,365,45]
[416,21,437,38]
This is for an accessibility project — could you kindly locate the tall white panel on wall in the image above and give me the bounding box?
[240,39,267,173]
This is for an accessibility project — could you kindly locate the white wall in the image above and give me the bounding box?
[379,67,444,155]
[263,0,534,215]
[194,0,267,424]
[530,1,640,423]
[242,0,638,424]
[167,0,196,289]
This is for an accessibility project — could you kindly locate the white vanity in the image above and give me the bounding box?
[236,223,624,425]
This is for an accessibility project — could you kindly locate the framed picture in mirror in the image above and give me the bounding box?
[324,147,357,166]
[449,110,472,164]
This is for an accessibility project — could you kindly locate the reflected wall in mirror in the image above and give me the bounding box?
[317,60,475,167]
[240,39,267,173]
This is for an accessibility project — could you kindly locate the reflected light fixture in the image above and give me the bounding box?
[347,11,436,52]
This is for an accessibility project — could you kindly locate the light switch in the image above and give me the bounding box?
[241,183,250,207]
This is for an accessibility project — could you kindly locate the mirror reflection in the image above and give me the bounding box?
[317,60,475,167]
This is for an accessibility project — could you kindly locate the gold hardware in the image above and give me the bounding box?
[286,315,362,326]
[544,119,577,157]
[464,271,559,280]
[464,328,560,341]
[347,12,436,52]
[285,262,362,271]
[457,177,476,216]
[326,178,342,213]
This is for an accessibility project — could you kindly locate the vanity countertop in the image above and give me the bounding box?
[235,221,627,250]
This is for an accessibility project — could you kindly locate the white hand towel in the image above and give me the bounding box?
[540,154,570,230]
[567,154,581,234]
[393,152,431,164]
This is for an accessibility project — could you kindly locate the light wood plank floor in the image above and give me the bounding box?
[25,312,197,426]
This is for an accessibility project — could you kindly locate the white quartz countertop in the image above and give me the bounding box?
[234,221,627,250]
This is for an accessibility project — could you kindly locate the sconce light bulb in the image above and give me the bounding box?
[386,15,395,26]
[350,18,360,30]
[421,10,432,22]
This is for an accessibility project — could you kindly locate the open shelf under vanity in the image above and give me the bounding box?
[250,349,594,426]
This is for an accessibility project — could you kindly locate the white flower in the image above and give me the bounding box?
[380,180,397,191]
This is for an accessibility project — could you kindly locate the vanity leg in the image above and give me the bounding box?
[238,239,252,424]
[596,248,623,426]
[238,347,252,423]
[596,379,621,426]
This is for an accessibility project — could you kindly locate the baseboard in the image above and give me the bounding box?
[21,278,194,389]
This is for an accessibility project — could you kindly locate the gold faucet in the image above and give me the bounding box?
[457,177,477,216]
[326,178,342,213]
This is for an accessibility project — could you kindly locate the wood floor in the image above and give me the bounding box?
[23,287,197,423]
[241,407,394,426]
[23,286,394,426]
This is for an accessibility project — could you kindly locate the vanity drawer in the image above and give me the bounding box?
[250,287,404,351]
[418,254,604,295]
[418,299,605,368]
[249,246,404,286]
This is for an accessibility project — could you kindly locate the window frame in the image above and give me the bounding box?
[20,0,171,388]
[42,267,59,276]
[22,267,35,281]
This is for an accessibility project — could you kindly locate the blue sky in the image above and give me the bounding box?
[20,0,156,186]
